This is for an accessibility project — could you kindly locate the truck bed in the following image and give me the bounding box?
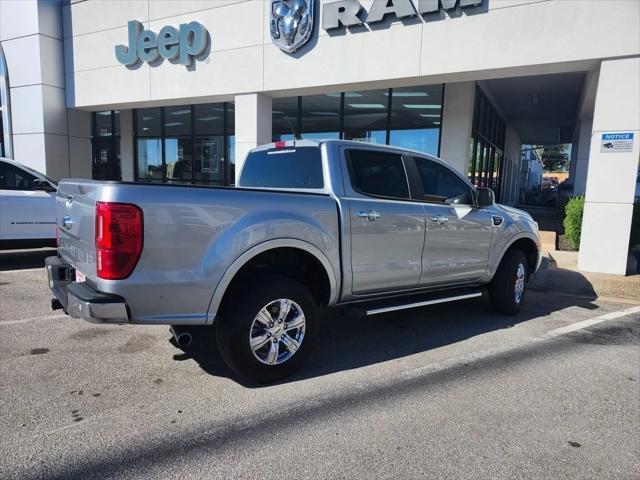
[56,180,340,325]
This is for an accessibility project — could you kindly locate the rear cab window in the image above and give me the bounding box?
[239,146,324,189]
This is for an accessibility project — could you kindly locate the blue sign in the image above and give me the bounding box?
[115,20,208,67]
[602,133,633,141]
[601,132,634,153]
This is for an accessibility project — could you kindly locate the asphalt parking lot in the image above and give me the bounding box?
[1,249,639,480]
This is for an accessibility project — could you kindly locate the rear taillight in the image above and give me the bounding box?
[95,201,143,280]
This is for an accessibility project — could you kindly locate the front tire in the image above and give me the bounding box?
[489,249,528,315]
[216,274,319,383]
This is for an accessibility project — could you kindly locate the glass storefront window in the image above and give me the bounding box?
[94,111,114,137]
[92,110,121,180]
[389,85,442,155]
[164,105,191,136]
[136,107,161,137]
[136,138,163,182]
[301,94,341,140]
[195,103,223,135]
[195,136,224,184]
[272,97,299,141]
[134,102,234,186]
[343,89,388,144]
[271,85,445,154]
[469,87,506,198]
[227,135,236,185]
[226,103,236,185]
[165,137,193,184]
[114,110,120,137]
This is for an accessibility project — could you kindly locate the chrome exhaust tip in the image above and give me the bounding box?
[170,325,193,348]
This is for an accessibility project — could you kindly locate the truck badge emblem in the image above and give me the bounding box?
[270,0,315,53]
[61,215,73,230]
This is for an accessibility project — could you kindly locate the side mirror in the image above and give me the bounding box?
[476,187,495,207]
[32,179,55,192]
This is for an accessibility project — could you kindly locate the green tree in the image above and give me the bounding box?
[534,144,571,172]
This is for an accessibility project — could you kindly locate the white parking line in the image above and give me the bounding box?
[396,304,640,384]
[543,305,640,339]
[0,314,67,326]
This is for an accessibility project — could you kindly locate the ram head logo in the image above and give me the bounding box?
[270,0,315,53]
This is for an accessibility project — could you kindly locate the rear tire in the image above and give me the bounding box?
[216,274,319,383]
[489,249,528,315]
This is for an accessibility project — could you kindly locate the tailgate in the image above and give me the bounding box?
[56,180,100,280]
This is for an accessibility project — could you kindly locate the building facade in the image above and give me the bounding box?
[0,0,639,274]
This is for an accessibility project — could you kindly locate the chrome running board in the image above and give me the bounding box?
[365,292,482,316]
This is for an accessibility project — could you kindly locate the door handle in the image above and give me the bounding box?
[430,215,449,225]
[357,210,381,221]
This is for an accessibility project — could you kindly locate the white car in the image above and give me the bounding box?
[0,157,57,248]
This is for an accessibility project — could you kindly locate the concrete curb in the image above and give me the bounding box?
[530,252,640,302]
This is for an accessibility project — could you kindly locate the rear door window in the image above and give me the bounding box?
[414,157,473,205]
[240,146,324,189]
[347,150,410,200]
[0,162,37,190]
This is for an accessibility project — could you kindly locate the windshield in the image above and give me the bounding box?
[240,146,324,189]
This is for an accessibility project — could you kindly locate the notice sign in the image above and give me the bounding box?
[600,132,634,153]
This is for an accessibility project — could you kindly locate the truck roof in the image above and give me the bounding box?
[250,139,444,161]
[246,140,477,192]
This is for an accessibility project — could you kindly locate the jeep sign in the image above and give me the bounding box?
[115,20,208,66]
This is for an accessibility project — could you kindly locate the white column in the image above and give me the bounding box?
[67,109,92,178]
[0,0,68,178]
[234,93,272,181]
[504,126,522,205]
[572,117,593,196]
[578,57,640,275]
[120,110,135,181]
[439,82,475,175]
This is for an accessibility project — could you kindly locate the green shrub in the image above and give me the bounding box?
[563,196,585,250]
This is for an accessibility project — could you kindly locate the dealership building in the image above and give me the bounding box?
[0,0,638,275]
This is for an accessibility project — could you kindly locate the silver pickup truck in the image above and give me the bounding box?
[47,140,541,382]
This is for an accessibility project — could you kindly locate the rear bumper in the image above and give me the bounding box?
[46,256,129,324]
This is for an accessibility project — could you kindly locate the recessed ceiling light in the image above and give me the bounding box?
[433,122,441,125]
[327,92,362,98]
[142,116,155,121]
[310,112,339,116]
[419,114,440,118]
[97,111,111,116]
[385,92,429,97]
[170,109,191,116]
[403,104,441,109]
[348,103,386,109]
[198,116,219,121]
[165,122,183,127]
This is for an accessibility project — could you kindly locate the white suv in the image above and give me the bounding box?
[0,158,57,248]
